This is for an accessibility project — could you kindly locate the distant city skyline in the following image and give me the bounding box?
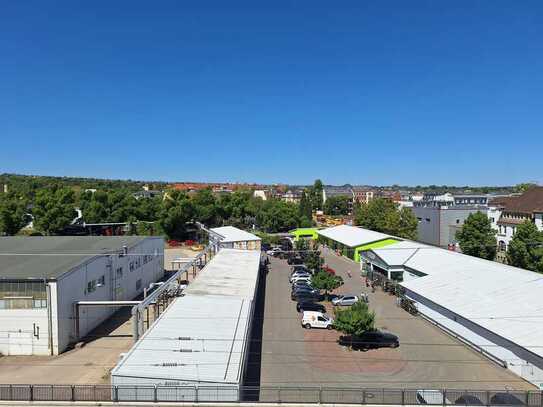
[2,2,542,185]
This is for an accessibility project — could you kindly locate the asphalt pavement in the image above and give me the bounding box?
[258,246,534,390]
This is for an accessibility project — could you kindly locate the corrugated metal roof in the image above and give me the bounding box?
[400,248,543,358]
[111,295,250,384]
[184,249,261,299]
[0,236,156,280]
[210,226,261,243]
[317,225,394,248]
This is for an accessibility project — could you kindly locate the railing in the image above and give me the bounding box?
[0,385,540,405]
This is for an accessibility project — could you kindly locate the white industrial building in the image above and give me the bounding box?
[111,248,262,401]
[0,236,164,355]
[359,236,543,388]
[209,226,261,251]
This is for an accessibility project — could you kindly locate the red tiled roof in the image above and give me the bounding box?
[492,187,543,214]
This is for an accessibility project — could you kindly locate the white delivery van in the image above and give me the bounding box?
[301,311,334,329]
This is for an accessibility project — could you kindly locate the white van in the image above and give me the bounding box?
[301,311,334,329]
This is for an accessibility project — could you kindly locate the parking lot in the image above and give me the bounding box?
[259,246,535,390]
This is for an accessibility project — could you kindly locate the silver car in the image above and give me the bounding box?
[332,295,358,306]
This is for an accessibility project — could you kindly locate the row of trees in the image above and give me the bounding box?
[456,212,543,273]
[354,198,418,240]
[0,184,311,238]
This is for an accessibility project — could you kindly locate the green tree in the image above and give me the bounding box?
[507,221,543,273]
[304,250,324,273]
[333,300,376,337]
[32,187,77,235]
[311,270,343,299]
[158,191,195,239]
[455,212,497,260]
[354,198,417,239]
[323,195,351,216]
[298,190,313,220]
[0,196,30,235]
[193,189,220,226]
[309,179,323,211]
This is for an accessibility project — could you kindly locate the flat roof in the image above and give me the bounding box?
[0,236,157,280]
[210,226,261,243]
[184,249,261,299]
[111,295,251,384]
[368,240,430,266]
[317,225,396,248]
[398,247,543,359]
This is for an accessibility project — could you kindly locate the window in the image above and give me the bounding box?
[87,280,96,293]
[116,267,123,278]
[97,275,105,287]
[0,281,47,309]
[425,218,431,222]
[136,279,142,291]
[456,219,460,224]
[129,261,134,272]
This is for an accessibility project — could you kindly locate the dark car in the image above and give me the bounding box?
[292,281,313,290]
[294,291,324,302]
[296,301,326,313]
[291,265,309,273]
[291,287,319,300]
[338,331,399,350]
[287,256,304,265]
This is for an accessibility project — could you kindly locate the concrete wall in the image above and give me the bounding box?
[411,207,440,246]
[53,238,164,354]
[411,207,486,247]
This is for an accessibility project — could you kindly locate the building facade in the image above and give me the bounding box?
[489,187,543,258]
[209,226,262,251]
[0,236,164,355]
[411,193,489,248]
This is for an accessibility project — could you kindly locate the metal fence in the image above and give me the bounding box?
[0,385,541,405]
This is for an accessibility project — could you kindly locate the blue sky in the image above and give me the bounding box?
[1,1,542,186]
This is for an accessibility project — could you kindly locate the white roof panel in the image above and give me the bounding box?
[317,225,393,248]
[210,226,261,243]
[401,248,543,358]
[371,241,429,266]
[184,249,261,299]
[111,295,250,384]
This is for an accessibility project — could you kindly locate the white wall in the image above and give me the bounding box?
[0,309,49,355]
[52,238,164,354]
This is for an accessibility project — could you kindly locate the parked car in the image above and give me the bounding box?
[294,291,324,302]
[296,301,326,313]
[291,286,319,295]
[338,331,399,350]
[290,276,311,285]
[290,270,311,278]
[287,256,304,265]
[291,265,309,273]
[301,311,334,329]
[291,281,315,289]
[332,295,359,306]
[266,247,282,256]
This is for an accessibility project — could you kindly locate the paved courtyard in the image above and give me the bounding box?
[259,246,535,390]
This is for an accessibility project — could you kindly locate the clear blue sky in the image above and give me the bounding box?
[2,1,542,186]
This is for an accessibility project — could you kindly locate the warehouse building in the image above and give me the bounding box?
[316,224,399,262]
[0,236,164,355]
[111,248,262,401]
[360,238,543,387]
[209,226,261,251]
